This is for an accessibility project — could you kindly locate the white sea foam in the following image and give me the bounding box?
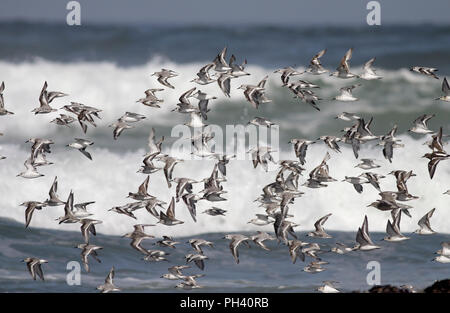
[0,133,449,236]
[0,58,448,236]
[0,59,445,141]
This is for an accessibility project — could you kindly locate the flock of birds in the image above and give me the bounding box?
[1,46,450,293]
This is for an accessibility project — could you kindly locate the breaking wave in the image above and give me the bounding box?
[0,132,449,236]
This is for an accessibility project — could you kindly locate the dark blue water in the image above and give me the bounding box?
[0,217,448,293]
[0,22,449,72]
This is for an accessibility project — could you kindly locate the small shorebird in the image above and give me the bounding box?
[288,139,315,165]
[192,90,217,120]
[182,194,202,222]
[161,265,189,280]
[318,136,341,153]
[223,234,250,264]
[288,79,320,90]
[360,57,382,80]
[433,255,450,264]
[317,281,340,293]
[144,198,165,218]
[44,176,65,206]
[175,276,204,289]
[17,158,44,179]
[146,127,164,158]
[22,257,48,281]
[274,66,303,86]
[359,172,384,191]
[128,176,153,200]
[212,47,232,73]
[414,208,436,235]
[97,267,121,293]
[308,152,336,183]
[109,120,133,140]
[21,201,46,228]
[76,244,102,272]
[247,214,274,226]
[174,177,199,202]
[287,240,307,263]
[185,253,208,270]
[156,155,183,188]
[67,138,94,160]
[229,54,250,77]
[333,84,360,101]
[50,114,75,127]
[436,242,450,256]
[410,66,438,79]
[355,159,381,170]
[305,49,328,75]
[238,81,270,109]
[248,145,277,172]
[137,88,164,107]
[248,117,276,128]
[210,153,234,177]
[118,112,146,123]
[330,48,358,79]
[202,207,227,216]
[432,240,450,263]
[27,137,54,162]
[343,176,369,193]
[423,151,450,179]
[80,218,102,244]
[191,63,216,85]
[56,191,80,224]
[32,81,66,114]
[303,261,327,273]
[187,239,214,254]
[109,206,137,219]
[355,215,380,251]
[307,213,332,238]
[251,231,275,251]
[152,69,178,89]
[0,82,14,115]
[331,242,355,254]
[408,114,435,134]
[138,154,162,175]
[217,72,235,97]
[144,249,170,262]
[155,236,180,249]
[380,125,404,163]
[384,211,410,242]
[335,112,360,121]
[435,77,450,102]
[73,202,95,218]
[276,218,300,244]
[293,89,321,111]
[158,197,184,226]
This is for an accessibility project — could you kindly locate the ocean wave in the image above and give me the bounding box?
[0,133,449,236]
[0,58,447,145]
